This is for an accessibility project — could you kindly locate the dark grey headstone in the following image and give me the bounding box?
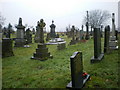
[57,42,66,50]
[50,20,56,38]
[25,28,32,44]
[90,28,104,63]
[104,25,110,53]
[67,51,90,88]
[2,38,14,58]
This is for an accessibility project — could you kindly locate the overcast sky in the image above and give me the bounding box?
[0,0,119,32]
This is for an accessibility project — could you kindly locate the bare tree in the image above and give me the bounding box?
[0,12,6,26]
[82,9,111,29]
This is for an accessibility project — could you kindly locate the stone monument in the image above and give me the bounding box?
[14,18,25,47]
[2,38,14,58]
[50,20,56,38]
[25,28,32,44]
[109,13,118,50]
[90,28,104,63]
[69,25,76,45]
[66,51,90,88]
[85,11,89,40]
[31,19,53,60]
[104,25,110,54]
[34,21,40,43]
[80,25,84,40]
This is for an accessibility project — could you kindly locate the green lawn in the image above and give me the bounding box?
[2,34,119,88]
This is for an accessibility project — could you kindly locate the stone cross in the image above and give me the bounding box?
[39,19,46,43]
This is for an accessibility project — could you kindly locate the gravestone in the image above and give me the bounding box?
[14,18,25,47]
[109,13,118,50]
[34,21,41,43]
[32,28,35,34]
[25,28,32,44]
[6,23,12,38]
[104,25,110,53]
[85,11,89,40]
[31,19,53,60]
[75,29,80,42]
[80,25,84,40]
[90,28,104,63]
[2,38,14,58]
[50,20,56,38]
[69,25,76,45]
[46,33,50,41]
[57,42,66,50]
[66,51,90,88]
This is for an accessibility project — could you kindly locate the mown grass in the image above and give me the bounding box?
[2,34,119,88]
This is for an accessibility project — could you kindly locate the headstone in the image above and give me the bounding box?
[6,23,12,38]
[2,38,14,58]
[25,28,32,44]
[32,28,35,34]
[66,51,90,88]
[69,25,76,45]
[46,33,50,41]
[109,13,118,50]
[50,20,56,38]
[104,25,110,53]
[56,33,59,38]
[75,29,80,42]
[57,42,66,50]
[80,30,84,40]
[115,30,118,40]
[14,18,25,47]
[90,28,104,63]
[34,21,41,43]
[31,19,53,60]
[85,11,89,40]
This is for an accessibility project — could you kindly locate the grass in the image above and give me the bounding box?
[2,34,119,88]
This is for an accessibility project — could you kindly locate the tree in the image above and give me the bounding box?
[82,9,111,29]
[0,12,6,26]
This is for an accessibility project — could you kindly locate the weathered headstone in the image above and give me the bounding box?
[46,33,51,41]
[90,28,104,63]
[85,11,89,40]
[32,28,35,34]
[67,51,90,88]
[50,20,56,38]
[2,38,14,58]
[6,23,12,38]
[34,21,41,43]
[25,28,32,44]
[31,19,53,60]
[14,18,25,47]
[104,25,110,53]
[109,13,118,50]
[80,25,84,40]
[69,25,76,45]
[57,42,66,50]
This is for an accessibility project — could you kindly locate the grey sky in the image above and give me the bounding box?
[0,0,119,32]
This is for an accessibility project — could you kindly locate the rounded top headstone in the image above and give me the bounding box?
[50,20,56,28]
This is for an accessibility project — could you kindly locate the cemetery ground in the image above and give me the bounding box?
[2,34,119,88]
